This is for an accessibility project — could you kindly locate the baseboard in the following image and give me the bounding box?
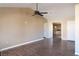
[75,52,79,56]
[0,38,44,52]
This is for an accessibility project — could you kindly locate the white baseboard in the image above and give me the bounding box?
[0,38,44,52]
[75,52,79,56]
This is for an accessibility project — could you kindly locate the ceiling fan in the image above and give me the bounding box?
[32,3,48,16]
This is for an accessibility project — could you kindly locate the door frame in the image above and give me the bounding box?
[52,22,63,40]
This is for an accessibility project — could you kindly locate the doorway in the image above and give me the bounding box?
[53,23,61,41]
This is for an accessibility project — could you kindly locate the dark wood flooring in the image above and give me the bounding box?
[0,38,75,56]
[0,52,1,56]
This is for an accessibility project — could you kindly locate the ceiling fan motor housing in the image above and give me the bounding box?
[35,10,43,16]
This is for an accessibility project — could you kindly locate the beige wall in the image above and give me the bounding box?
[0,8,46,50]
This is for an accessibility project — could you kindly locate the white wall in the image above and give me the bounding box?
[43,4,75,40]
[44,23,49,38]
[45,20,68,40]
[67,20,75,41]
[75,4,79,55]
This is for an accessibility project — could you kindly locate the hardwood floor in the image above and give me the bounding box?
[0,52,1,56]
[0,38,75,56]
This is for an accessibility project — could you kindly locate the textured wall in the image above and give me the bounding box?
[0,8,46,50]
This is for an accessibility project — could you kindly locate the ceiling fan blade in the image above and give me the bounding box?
[32,11,43,16]
[40,12,48,14]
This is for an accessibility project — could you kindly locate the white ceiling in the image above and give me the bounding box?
[0,3,36,9]
[0,3,75,9]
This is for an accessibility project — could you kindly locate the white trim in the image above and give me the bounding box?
[75,52,79,56]
[0,38,44,52]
